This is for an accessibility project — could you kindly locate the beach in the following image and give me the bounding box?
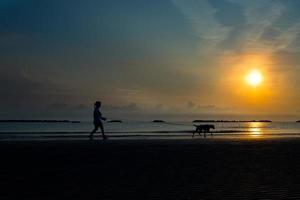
[1,138,300,199]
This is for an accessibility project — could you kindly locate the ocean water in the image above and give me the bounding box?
[1,121,300,140]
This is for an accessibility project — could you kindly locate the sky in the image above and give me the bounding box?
[0,0,300,121]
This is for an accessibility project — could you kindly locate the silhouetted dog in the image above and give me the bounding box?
[193,124,215,137]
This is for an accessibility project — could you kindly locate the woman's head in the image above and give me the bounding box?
[94,101,101,108]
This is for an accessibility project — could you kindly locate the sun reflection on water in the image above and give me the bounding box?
[248,122,263,138]
[249,127,262,137]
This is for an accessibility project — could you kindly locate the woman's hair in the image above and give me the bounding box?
[94,101,101,107]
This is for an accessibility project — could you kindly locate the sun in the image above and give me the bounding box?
[245,70,263,87]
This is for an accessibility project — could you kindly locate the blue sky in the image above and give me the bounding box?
[0,0,300,120]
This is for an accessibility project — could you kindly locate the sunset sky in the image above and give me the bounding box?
[1,0,300,120]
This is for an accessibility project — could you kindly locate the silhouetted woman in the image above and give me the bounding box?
[89,101,107,140]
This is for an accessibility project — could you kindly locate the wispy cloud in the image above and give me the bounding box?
[172,0,228,52]
[172,0,300,54]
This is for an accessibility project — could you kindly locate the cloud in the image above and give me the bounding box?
[185,101,234,113]
[187,101,196,109]
[104,103,139,112]
[0,67,57,108]
[47,103,68,110]
[47,103,88,111]
[209,0,246,28]
[173,0,247,51]
[236,0,300,54]
[172,0,228,51]
[173,0,300,54]
[0,67,90,113]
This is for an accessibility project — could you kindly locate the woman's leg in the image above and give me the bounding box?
[99,122,107,140]
[89,124,99,139]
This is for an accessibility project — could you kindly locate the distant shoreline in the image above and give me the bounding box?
[2,119,300,123]
[0,120,80,123]
[193,120,272,123]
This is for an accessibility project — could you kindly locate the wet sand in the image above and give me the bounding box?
[1,138,300,199]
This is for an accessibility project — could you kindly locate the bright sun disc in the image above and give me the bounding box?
[246,70,263,87]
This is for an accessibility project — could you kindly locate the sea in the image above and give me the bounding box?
[1,121,300,141]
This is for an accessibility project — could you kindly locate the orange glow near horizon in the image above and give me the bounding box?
[216,53,278,113]
[195,52,296,116]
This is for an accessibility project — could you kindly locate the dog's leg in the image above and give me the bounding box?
[192,132,195,138]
